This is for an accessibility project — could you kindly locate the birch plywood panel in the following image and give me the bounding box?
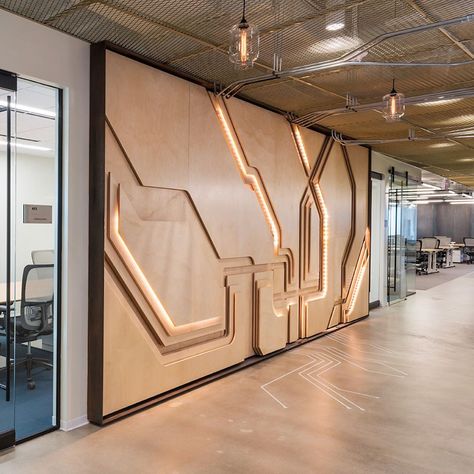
[106,51,190,190]
[187,85,275,264]
[343,145,370,296]
[103,265,252,414]
[225,97,308,289]
[97,50,370,418]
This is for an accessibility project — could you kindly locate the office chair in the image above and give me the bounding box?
[415,240,428,275]
[0,264,54,390]
[464,238,474,264]
[434,238,447,269]
[31,249,54,265]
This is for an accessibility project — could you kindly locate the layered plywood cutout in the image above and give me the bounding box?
[96,50,370,418]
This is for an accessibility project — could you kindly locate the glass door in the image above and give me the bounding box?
[0,72,60,448]
[387,176,418,304]
[13,78,59,441]
[387,187,405,303]
[0,74,17,450]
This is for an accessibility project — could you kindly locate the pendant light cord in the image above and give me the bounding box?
[242,0,247,22]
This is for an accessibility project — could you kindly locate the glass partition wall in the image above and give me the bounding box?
[387,173,417,304]
[0,74,60,447]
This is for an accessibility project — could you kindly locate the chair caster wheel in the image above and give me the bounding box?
[27,381,36,390]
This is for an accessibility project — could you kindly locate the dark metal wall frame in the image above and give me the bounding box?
[88,41,372,426]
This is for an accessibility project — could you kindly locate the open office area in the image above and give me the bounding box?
[0,1,474,473]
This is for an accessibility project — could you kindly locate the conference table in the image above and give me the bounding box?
[0,280,52,303]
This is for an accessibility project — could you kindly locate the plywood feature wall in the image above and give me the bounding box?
[91,49,370,420]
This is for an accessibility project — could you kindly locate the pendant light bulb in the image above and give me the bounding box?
[383,79,405,122]
[229,0,260,69]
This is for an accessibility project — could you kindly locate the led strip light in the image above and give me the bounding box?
[109,179,221,336]
[305,183,329,302]
[211,95,280,253]
[345,237,369,317]
[290,125,330,302]
[291,124,311,175]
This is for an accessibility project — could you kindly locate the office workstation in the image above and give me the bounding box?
[416,236,468,274]
[415,197,474,279]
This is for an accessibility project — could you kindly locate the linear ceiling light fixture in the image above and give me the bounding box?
[229,0,259,69]
[0,100,56,118]
[422,183,441,190]
[415,200,445,204]
[0,140,51,151]
[382,79,405,122]
[408,193,457,199]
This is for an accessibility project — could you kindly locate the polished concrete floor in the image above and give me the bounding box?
[1,269,474,473]
[415,262,473,291]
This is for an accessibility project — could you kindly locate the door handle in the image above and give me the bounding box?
[4,96,12,402]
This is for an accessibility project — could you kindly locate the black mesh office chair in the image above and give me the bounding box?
[464,238,474,264]
[0,264,54,390]
[415,239,428,274]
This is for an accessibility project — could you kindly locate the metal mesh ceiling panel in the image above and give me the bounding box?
[2,0,474,186]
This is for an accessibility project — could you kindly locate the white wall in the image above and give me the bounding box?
[370,152,422,307]
[0,10,90,430]
[372,151,423,180]
[0,153,55,283]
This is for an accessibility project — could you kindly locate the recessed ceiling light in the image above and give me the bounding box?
[430,142,455,149]
[417,98,462,107]
[326,22,345,31]
[437,113,474,126]
[310,36,362,54]
[325,0,345,32]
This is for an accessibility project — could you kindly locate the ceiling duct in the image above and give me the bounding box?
[218,13,474,98]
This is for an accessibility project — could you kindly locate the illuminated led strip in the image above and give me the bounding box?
[345,242,369,316]
[291,124,311,175]
[109,180,221,336]
[290,125,329,302]
[211,95,280,253]
[306,183,329,302]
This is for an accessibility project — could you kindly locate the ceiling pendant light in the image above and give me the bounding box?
[229,0,259,69]
[383,79,406,122]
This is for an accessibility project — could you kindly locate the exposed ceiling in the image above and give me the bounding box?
[3,0,474,186]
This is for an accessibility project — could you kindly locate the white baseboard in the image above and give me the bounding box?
[60,415,89,431]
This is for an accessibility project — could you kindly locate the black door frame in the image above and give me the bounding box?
[0,69,63,449]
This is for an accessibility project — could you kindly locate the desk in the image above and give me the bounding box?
[421,249,440,274]
[438,246,456,268]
